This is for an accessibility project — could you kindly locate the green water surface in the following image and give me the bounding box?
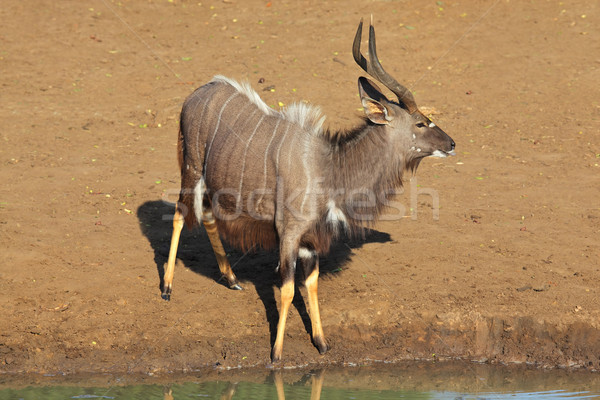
[1,363,599,400]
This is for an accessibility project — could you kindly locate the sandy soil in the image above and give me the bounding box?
[1,0,599,375]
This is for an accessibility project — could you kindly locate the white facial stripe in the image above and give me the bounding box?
[431,150,448,158]
[428,122,436,128]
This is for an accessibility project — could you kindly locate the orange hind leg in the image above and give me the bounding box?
[202,209,242,290]
[162,205,184,300]
[162,197,241,301]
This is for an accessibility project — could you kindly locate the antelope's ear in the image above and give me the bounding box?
[358,77,393,125]
[361,97,391,125]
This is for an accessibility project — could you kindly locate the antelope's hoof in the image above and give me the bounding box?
[314,337,329,355]
[271,350,282,363]
[318,344,329,355]
[161,285,172,301]
[230,283,243,291]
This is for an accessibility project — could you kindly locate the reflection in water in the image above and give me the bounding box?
[163,370,324,400]
[2,363,600,399]
[273,370,323,400]
[163,385,173,400]
[154,365,600,400]
[220,381,240,400]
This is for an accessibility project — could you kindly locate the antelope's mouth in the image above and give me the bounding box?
[431,149,456,158]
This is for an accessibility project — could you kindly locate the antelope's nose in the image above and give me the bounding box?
[451,140,455,150]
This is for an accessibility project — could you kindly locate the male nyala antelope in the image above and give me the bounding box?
[164,20,455,362]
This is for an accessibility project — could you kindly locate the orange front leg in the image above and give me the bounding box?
[304,259,327,354]
[272,278,295,362]
[300,249,328,354]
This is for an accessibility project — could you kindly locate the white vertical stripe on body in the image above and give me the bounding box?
[286,127,298,172]
[194,96,211,165]
[258,119,281,207]
[204,92,238,172]
[300,139,312,216]
[223,101,252,140]
[275,122,292,175]
[238,114,266,200]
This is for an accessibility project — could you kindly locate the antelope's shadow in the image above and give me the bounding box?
[137,200,391,352]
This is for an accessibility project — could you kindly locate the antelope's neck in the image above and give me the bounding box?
[327,124,404,211]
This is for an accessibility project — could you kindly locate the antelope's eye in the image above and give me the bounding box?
[416,122,427,128]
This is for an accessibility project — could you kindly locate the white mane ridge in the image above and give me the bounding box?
[211,75,275,116]
[212,75,325,135]
[280,102,326,136]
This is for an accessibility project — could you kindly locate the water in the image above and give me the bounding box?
[1,363,599,400]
